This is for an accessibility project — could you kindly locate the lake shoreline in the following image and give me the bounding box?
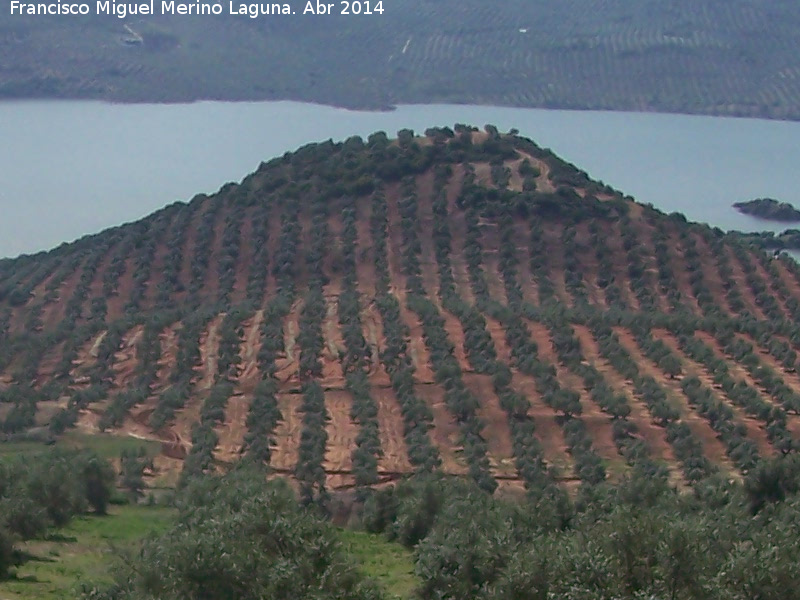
[2,100,800,258]
[4,96,800,124]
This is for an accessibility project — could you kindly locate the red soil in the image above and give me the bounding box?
[69,331,107,386]
[373,386,414,475]
[606,221,640,311]
[572,223,608,309]
[216,392,252,463]
[361,301,391,387]
[614,327,738,475]
[526,320,624,470]
[270,392,303,473]
[196,314,224,391]
[696,330,800,438]
[482,314,574,475]
[41,256,88,329]
[478,219,510,306]
[274,300,300,386]
[773,259,800,306]
[323,388,358,488]
[725,245,768,320]
[415,172,445,303]
[655,329,775,458]
[200,200,228,300]
[572,324,682,478]
[741,333,800,395]
[632,218,673,313]
[444,165,476,305]
[354,194,378,300]
[175,198,211,304]
[236,309,263,391]
[321,292,346,389]
[691,233,736,317]
[230,206,256,305]
[142,235,170,310]
[111,325,144,392]
[463,373,517,479]
[152,323,181,394]
[541,223,572,307]
[513,220,540,306]
[749,254,793,321]
[35,341,65,387]
[262,202,284,300]
[105,256,137,322]
[660,223,703,316]
[415,383,468,476]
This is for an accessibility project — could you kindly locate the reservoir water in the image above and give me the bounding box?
[1,100,799,258]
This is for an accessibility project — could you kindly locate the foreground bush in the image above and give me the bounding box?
[365,464,800,600]
[0,449,115,578]
[85,467,384,600]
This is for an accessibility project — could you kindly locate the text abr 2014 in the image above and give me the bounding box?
[9,1,385,17]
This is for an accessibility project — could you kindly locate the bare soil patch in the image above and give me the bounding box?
[321,292,346,390]
[216,392,251,462]
[323,388,358,480]
[111,325,144,391]
[196,313,224,391]
[236,309,264,391]
[362,301,391,387]
[270,392,302,472]
[415,383,468,475]
[35,341,65,387]
[463,373,517,479]
[373,386,413,475]
[354,195,378,300]
[274,300,300,386]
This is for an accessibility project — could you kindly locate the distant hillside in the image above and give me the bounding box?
[3,0,800,119]
[2,125,800,498]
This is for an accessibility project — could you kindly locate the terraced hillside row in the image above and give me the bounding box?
[2,125,800,494]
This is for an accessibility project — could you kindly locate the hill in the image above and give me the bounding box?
[2,125,800,499]
[734,198,800,222]
[3,1,800,120]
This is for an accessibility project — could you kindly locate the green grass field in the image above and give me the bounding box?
[340,529,418,599]
[0,432,160,462]
[0,503,417,600]
[0,505,175,600]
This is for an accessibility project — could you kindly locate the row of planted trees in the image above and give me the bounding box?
[428,165,560,497]
[458,169,609,486]
[338,203,382,488]
[397,174,496,492]
[371,186,441,473]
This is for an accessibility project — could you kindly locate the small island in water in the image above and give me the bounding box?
[733,197,800,221]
